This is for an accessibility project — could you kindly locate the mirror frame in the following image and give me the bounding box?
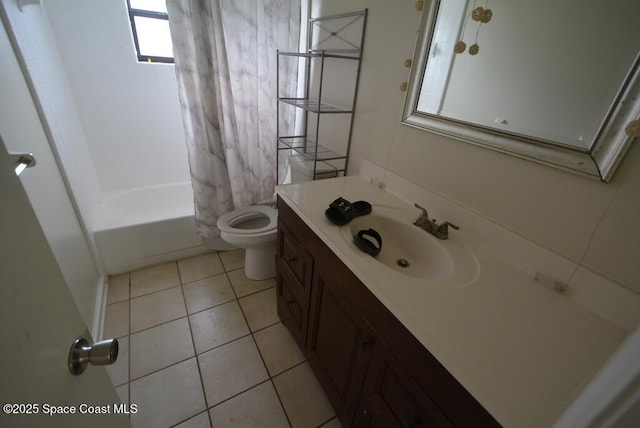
[402,0,640,182]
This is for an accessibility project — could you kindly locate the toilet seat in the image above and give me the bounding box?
[217,205,277,236]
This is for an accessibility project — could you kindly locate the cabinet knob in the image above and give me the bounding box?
[287,256,298,263]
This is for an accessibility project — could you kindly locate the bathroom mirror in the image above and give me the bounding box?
[402,0,640,182]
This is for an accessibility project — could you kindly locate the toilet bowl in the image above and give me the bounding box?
[217,205,278,280]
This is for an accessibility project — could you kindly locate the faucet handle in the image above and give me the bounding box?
[440,221,459,230]
[414,203,429,218]
[437,221,459,238]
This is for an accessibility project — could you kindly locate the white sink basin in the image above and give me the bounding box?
[339,205,479,286]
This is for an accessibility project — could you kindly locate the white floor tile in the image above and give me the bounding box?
[130,287,186,333]
[130,317,194,380]
[189,301,249,354]
[131,262,181,298]
[130,358,206,428]
[273,362,335,428]
[174,411,211,428]
[198,336,269,407]
[116,254,337,428]
[178,253,224,284]
[254,322,305,376]
[209,381,289,428]
[183,274,235,314]
[108,273,130,304]
[239,287,279,332]
[227,268,276,297]
[218,248,244,271]
[104,300,129,338]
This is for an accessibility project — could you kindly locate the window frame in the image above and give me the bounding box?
[126,0,174,64]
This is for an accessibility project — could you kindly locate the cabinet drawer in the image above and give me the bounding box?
[278,221,313,289]
[276,263,309,348]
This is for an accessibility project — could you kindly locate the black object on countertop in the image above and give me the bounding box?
[353,228,382,257]
[325,197,372,225]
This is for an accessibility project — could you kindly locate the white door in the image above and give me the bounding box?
[0,136,130,427]
[0,1,103,336]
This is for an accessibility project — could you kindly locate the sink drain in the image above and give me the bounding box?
[396,258,410,268]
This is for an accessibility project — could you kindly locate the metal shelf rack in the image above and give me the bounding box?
[276,9,367,183]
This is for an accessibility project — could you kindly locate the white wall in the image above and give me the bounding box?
[43,0,190,193]
[0,1,101,334]
[1,0,101,235]
[315,0,640,298]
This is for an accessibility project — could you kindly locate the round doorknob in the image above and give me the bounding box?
[68,337,119,376]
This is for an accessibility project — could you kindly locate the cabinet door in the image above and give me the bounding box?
[307,268,376,427]
[355,342,454,428]
[276,222,313,348]
[278,221,313,288]
[276,263,308,348]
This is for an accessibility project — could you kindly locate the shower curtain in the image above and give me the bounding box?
[167,0,301,238]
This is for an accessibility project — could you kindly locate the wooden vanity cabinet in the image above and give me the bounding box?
[353,341,454,428]
[276,197,500,428]
[307,256,377,426]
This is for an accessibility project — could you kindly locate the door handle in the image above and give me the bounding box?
[68,337,118,375]
[8,152,36,176]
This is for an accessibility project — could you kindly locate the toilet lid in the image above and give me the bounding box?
[217,205,277,235]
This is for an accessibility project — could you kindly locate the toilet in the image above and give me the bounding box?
[216,157,336,281]
[217,204,278,280]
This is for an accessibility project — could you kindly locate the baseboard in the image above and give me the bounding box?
[92,275,108,341]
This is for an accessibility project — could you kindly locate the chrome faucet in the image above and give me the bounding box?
[413,203,459,240]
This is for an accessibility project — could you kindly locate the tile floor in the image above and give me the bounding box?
[104,250,342,428]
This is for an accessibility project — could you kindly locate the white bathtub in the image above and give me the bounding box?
[93,182,214,274]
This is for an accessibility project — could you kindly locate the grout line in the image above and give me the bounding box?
[265,355,308,379]
[129,313,187,337]
[567,164,628,287]
[271,380,294,428]
[129,283,182,301]
[206,379,273,411]
[180,270,229,287]
[129,355,198,384]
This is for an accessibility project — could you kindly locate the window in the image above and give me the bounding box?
[127,0,174,63]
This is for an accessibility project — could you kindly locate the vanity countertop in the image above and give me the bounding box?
[275,176,626,428]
